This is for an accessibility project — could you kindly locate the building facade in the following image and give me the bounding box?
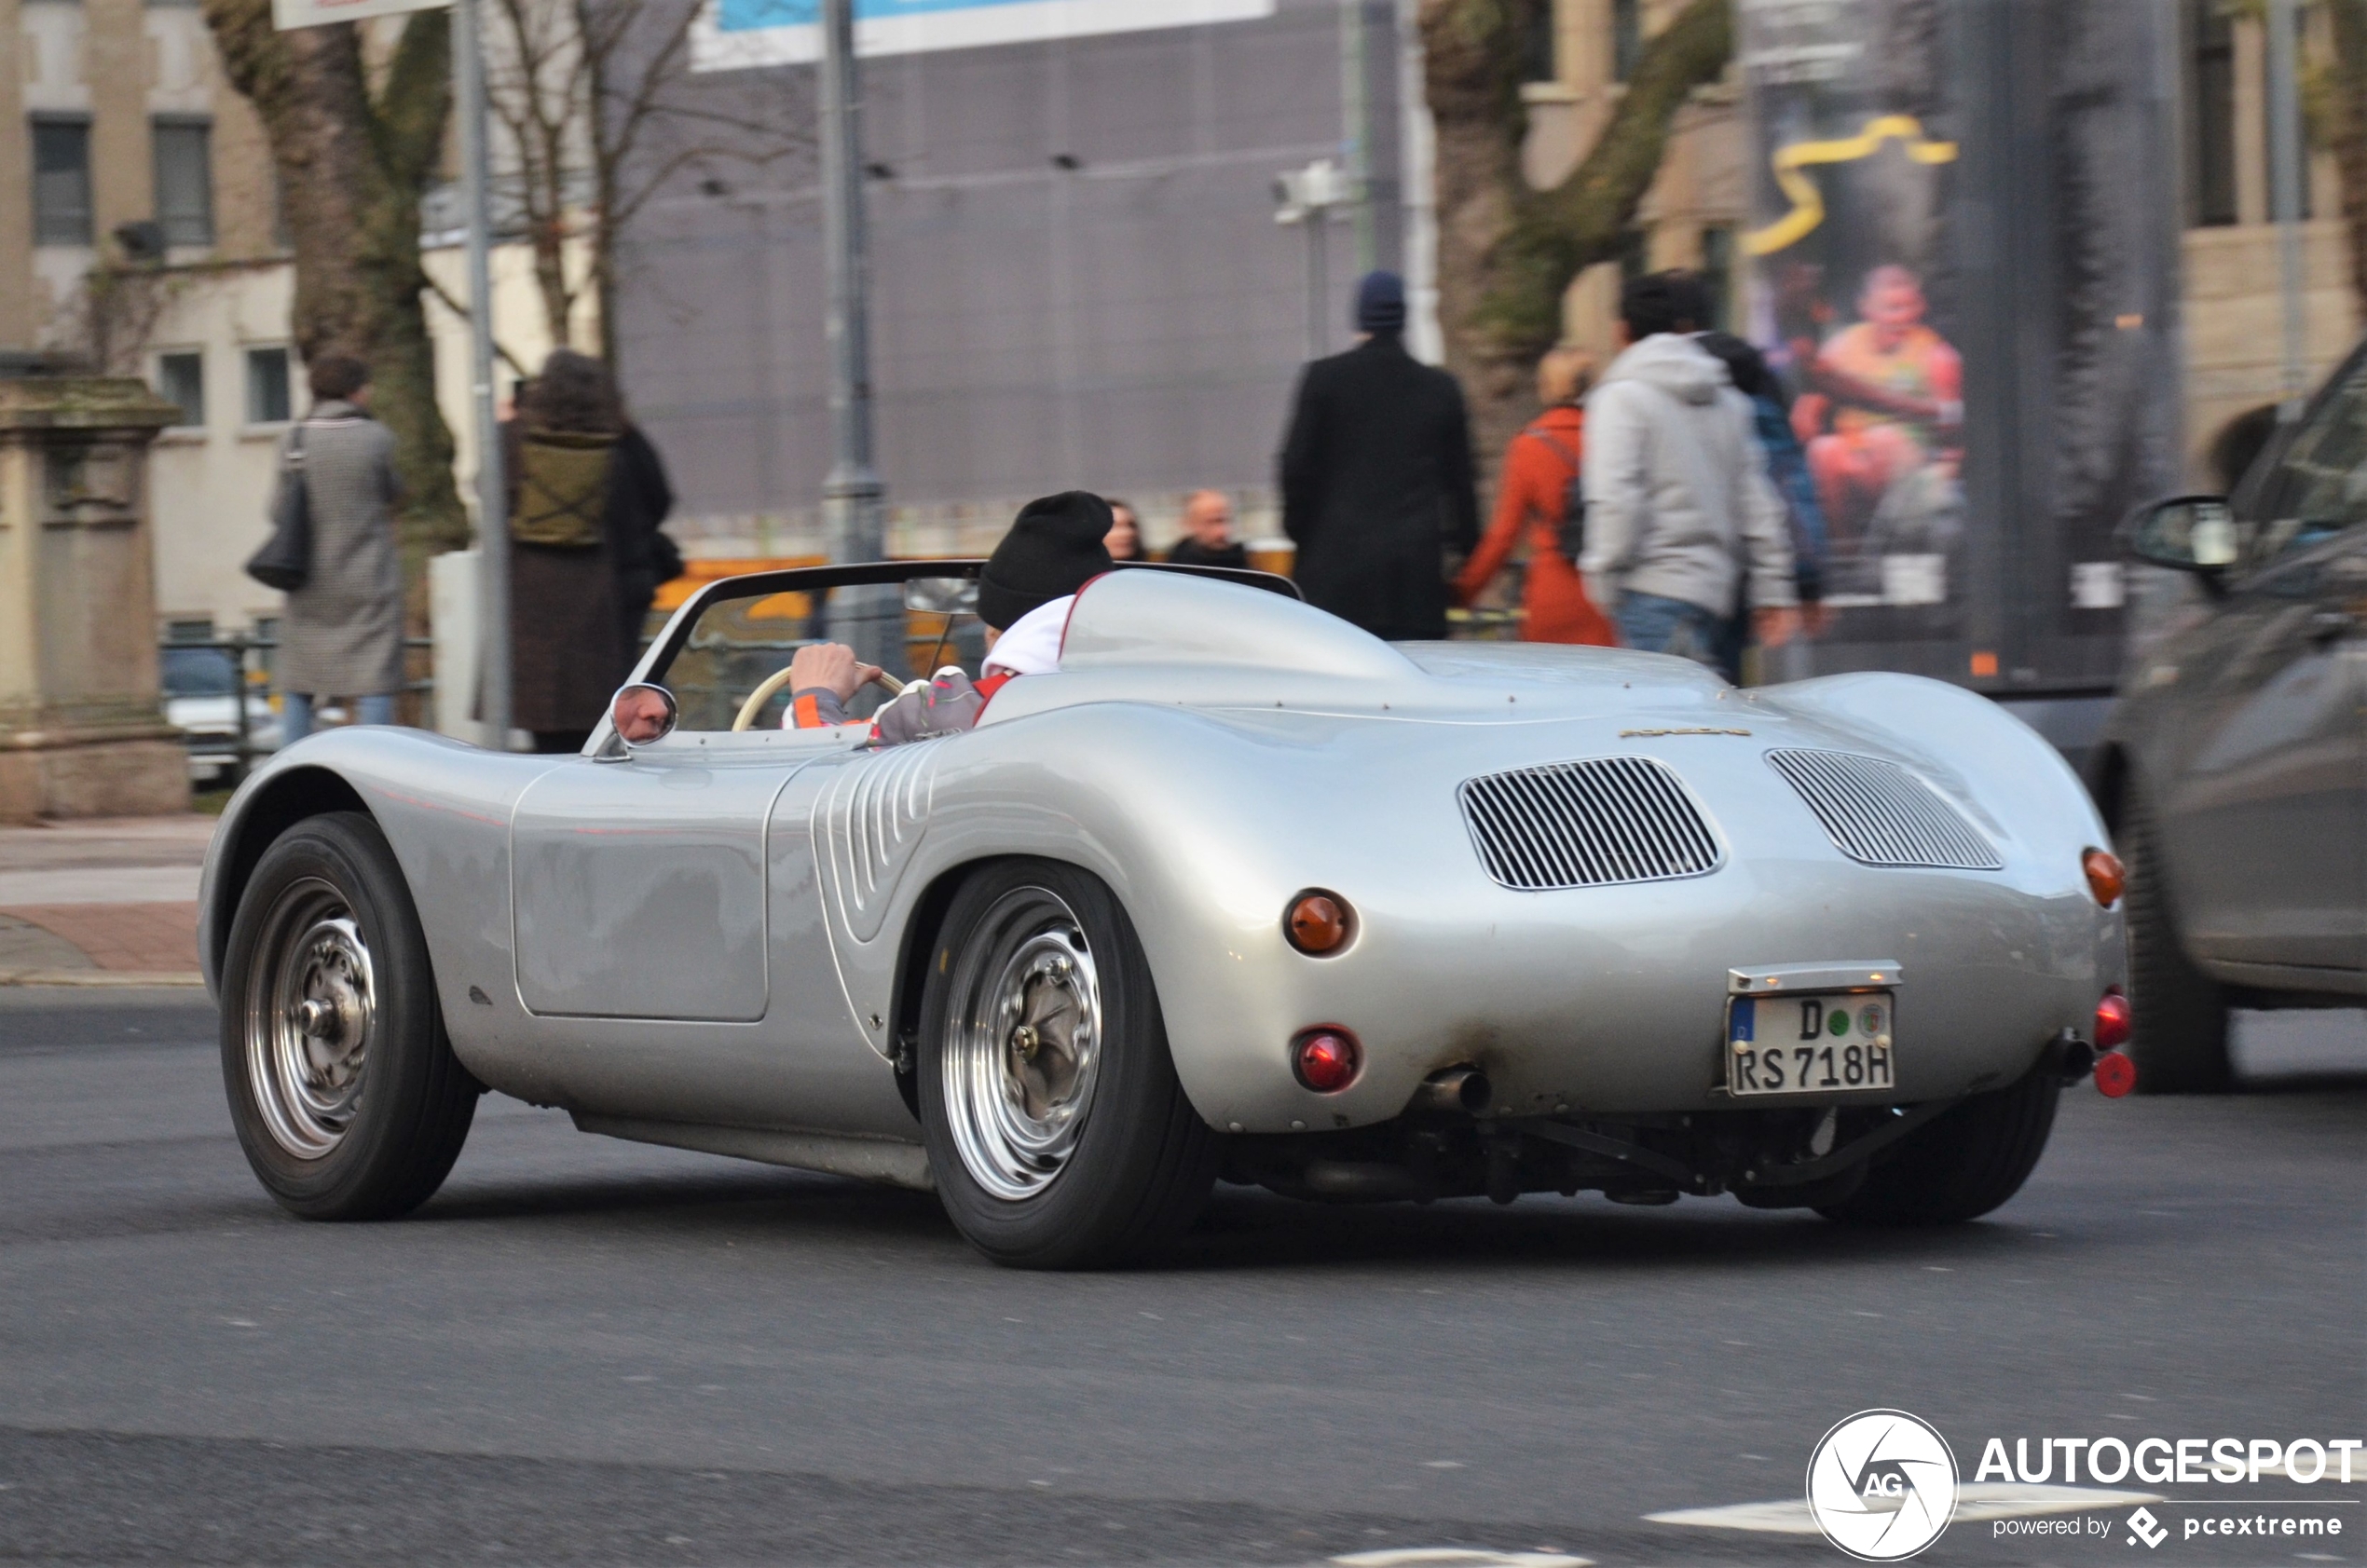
[5,0,583,648]
[610,0,1428,559]
[2175,0,2360,484]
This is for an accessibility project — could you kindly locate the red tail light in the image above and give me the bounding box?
[1292,1028,1361,1093]
[2094,1050,2137,1098]
[2094,988,2131,1050]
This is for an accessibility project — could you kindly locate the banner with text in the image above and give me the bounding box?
[693,0,1276,71]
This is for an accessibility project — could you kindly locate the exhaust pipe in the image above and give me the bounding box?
[1411,1065,1491,1114]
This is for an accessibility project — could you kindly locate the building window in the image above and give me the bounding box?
[153,117,214,247]
[245,348,292,425]
[2186,0,2237,226]
[1522,1,1557,84]
[1612,0,1642,84]
[32,116,93,245]
[157,352,205,428]
[1701,226,1735,332]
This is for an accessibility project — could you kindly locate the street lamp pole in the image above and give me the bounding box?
[818,0,899,675]
[2267,0,2306,421]
[458,0,510,745]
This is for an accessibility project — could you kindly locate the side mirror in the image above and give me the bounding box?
[2126,496,2244,574]
[904,576,978,616]
[599,682,677,759]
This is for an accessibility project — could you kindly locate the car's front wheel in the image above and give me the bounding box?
[1815,1062,2059,1225]
[220,811,479,1220]
[917,859,1216,1268]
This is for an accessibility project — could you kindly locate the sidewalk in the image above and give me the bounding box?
[0,816,213,986]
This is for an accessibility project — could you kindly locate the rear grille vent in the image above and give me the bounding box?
[1459,757,1721,891]
[1766,749,2003,870]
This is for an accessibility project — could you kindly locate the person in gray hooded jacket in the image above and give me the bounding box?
[1580,272,1798,681]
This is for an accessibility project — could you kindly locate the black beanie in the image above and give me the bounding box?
[978,491,1115,630]
[1355,270,1406,335]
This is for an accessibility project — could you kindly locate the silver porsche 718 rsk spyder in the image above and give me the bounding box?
[200,562,2134,1267]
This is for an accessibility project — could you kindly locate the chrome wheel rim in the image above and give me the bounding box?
[242,877,376,1160]
[941,887,1102,1201]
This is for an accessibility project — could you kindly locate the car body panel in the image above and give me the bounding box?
[205,569,2123,1156]
[2102,341,2367,989]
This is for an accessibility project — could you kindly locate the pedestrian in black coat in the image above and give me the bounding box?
[1279,271,1480,640]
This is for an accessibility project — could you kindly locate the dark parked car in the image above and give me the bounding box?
[2095,346,2367,1090]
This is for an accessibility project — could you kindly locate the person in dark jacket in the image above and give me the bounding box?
[1279,270,1480,640]
[503,349,678,753]
[1699,330,1829,631]
[1103,498,1147,563]
[1164,489,1249,571]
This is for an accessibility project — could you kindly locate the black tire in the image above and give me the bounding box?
[220,811,479,1220]
[1815,1063,2060,1225]
[917,858,1217,1268]
[2121,784,2233,1093]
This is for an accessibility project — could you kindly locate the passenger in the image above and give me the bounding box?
[783,490,1115,744]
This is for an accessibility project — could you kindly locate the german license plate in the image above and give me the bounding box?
[1727,991,1895,1097]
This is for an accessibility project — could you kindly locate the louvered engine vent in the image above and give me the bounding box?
[1766,748,2004,870]
[1458,757,1721,891]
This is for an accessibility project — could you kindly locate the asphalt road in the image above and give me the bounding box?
[2,990,2360,1568]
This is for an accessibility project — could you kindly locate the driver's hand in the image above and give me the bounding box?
[788,642,882,702]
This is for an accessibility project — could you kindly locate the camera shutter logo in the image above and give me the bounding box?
[1806,1409,1960,1561]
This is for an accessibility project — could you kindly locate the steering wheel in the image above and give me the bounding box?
[732,663,912,732]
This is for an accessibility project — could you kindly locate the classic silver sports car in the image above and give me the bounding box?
[201,561,2132,1267]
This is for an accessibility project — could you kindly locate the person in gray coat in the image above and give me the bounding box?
[271,355,404,739]
[1581,273,1798,682]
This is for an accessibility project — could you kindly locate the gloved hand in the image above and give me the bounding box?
[873,666,988,747]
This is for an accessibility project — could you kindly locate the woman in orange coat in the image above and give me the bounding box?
[1453,347,1617,645]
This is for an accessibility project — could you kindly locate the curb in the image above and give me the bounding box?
[0,969,207,989]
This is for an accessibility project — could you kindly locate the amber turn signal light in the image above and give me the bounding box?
[1292,1028,1361,1093]
[1284,890,1353,955]
[2083,848,2126,907]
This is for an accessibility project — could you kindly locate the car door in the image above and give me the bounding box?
[510,734,813,1020]
[2156,363,2367,974]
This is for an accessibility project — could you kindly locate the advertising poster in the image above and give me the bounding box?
[1740,0,1963,620]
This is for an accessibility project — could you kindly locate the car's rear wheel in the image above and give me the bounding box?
[2121,784,2233,1093]
[221,811,479,1220]
[918,859,1217,1268]
[1815,1063,2059,1225]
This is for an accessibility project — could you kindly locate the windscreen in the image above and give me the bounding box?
[650,579,987,732]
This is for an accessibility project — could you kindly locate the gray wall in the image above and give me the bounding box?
[610,0,1404,534]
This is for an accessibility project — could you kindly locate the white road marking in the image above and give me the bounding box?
[1331,1552,1590,1568]
[1647,1483,2159,1534]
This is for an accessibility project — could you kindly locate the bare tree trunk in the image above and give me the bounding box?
[201,0,471,614]
[1421,0,1731,464]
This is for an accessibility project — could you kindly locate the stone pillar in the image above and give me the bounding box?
[0,367,189,821]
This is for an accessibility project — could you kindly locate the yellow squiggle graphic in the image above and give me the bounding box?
[1743,114,1960,257]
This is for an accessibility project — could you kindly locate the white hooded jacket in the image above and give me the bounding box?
[1580,333,1797,618]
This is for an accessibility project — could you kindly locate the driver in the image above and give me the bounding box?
[784,491,1115,744]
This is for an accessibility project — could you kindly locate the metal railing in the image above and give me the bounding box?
[163,633,433,785]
